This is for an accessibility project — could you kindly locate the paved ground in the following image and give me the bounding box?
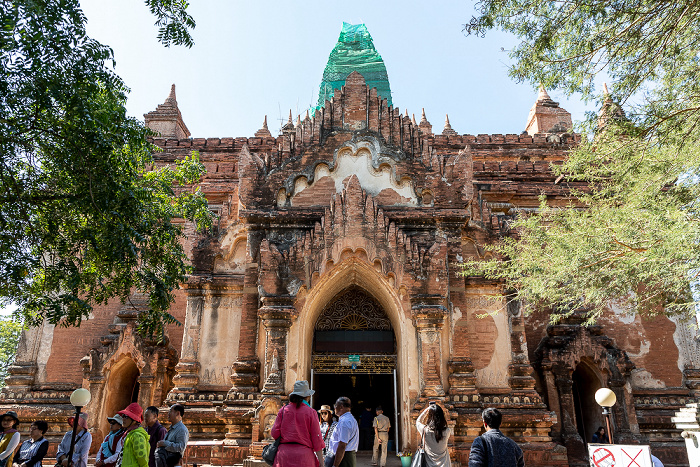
[355,450,404,467]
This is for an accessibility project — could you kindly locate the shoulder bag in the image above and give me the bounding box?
[262,406,285,466]
[411,427,427,467]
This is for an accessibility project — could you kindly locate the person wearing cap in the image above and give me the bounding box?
[95,415,125,467]
[144,407,166,467]
[318,405,337,456]
[117,403,150,467]
[0,411,21,467]
[371,406,390,467]
[12,420,49,467]
[56,413,92,467]
[155,404,189,467]
[269,380,325,467]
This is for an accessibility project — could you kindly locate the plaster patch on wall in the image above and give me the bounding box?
[466,295,510,388]
[290,148,417,206]
[630,368,666,389]
[610,301,636,324]
[35,322,55,384]
[671,315,700,375]
[625,339,651,359]
[451,307,463,336]
[198,295,243,386]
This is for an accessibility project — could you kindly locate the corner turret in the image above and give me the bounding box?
[144,84,191,139]
[524,86,572,135]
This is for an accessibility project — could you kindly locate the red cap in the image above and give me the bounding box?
[117,403,143,423]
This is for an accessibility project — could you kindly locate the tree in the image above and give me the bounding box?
[0,316,23,388]
[0,0,212,337]
[462,1,700,322]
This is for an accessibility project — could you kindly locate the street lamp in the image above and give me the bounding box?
[595,387,616,444]
[66,388,91,466]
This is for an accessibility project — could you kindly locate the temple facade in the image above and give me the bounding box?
[2,23,699,467]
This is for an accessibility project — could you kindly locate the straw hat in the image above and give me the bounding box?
[318,405,333,414]
[289,380,314,398]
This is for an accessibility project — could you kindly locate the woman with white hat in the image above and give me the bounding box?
[269,381,325,466]
[318,406,337,456]
[95,414,125,467]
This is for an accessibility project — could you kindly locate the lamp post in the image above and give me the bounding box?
[595,387,617,444]
[66,388,91,467]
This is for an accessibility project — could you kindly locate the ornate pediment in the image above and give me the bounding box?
[278,135,418,207]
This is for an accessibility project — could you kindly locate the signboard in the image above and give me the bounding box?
[588,444,653,467]
[348,355,361,363]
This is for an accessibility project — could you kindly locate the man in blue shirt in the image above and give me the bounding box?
[155,404,189,467]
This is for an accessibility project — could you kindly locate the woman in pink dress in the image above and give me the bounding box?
[271,381,325,467]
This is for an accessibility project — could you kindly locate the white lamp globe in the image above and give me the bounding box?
[70,388,91,407]
[595,387,617,408]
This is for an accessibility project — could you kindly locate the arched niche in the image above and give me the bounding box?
[102,357,140,435]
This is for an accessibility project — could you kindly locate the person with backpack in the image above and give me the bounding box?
[95,415,124,467]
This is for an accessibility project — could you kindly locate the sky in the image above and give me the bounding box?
[78,0,598,139]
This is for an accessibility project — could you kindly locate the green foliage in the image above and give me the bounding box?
[0,0,211,337]
[145,0,196,48]
[463,0,700,321]
[0,316,23,388]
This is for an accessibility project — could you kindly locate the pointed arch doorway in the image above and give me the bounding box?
[310,287,399,453]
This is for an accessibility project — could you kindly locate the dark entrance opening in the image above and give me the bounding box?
[572,361,603,445]
[313,373,395,451]
[311,287,399,452]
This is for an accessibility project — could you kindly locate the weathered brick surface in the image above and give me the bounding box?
[2,73,691,467]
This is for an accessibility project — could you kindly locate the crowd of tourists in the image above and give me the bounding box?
[0,402,188,467]
[266,380,525,467]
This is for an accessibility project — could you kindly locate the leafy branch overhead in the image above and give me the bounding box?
[145,0,196,48]
[462,0,700,322]
[1,0,210,337]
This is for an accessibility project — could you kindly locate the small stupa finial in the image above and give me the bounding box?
[165,84,177,106]
[442,114,457,136]
[420,108,428,124]
[255,115,272,137]
[412,114,417,126]
[537,85,552,102]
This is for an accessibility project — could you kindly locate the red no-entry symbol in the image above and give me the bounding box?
[592,448,616,467]
[622,448,642,467]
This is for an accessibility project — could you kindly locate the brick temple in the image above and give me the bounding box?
[2,22,698,467]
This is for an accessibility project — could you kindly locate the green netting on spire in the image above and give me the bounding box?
[316,22,392,109]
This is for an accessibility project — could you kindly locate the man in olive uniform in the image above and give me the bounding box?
[371,406,391,467]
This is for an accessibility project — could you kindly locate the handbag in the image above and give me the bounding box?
[262,406,285,465]
[411,427,427,467]
[262,438,281,466]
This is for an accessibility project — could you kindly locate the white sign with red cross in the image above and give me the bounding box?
[588,444,653,467]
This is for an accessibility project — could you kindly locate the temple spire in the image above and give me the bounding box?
[144,83,190,139]
[525,86,572,135]
[255,115,272,137]
[419,108,432,134]
[442,114,457,136]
